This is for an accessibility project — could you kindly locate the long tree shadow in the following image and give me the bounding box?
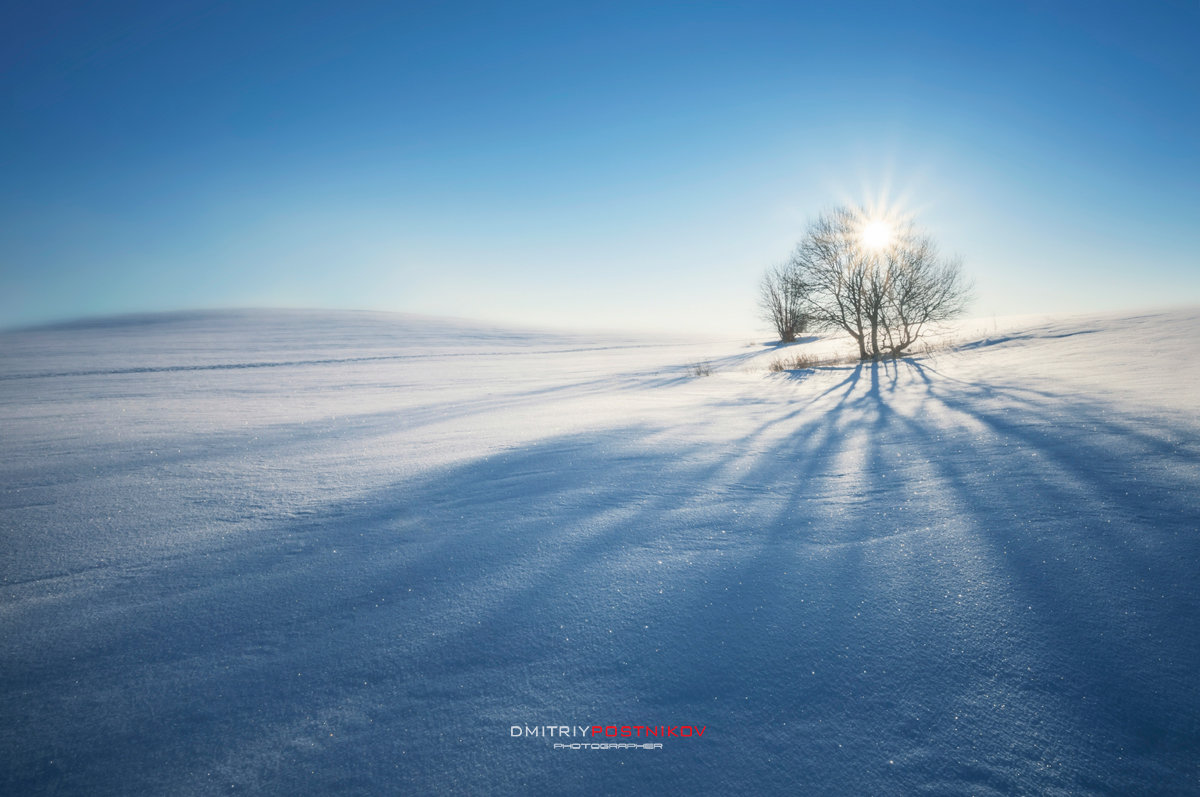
[852,358,1200,791]
[5,359,1200,796]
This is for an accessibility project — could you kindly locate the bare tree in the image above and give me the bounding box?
[790,206,970,359]
[790,207,873,358]
[758,262,809,343]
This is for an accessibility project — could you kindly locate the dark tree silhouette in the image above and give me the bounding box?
[789,206,970,359]
[758,262,808,343]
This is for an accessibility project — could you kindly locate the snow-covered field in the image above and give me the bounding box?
[2,307,1198,795]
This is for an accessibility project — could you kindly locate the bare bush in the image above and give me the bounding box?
[759,262,809,343]
[768,352,818,372]
[767,350,858,372]
[915,335,960,357]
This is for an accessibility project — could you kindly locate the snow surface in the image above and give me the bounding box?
[2,308,1199,795]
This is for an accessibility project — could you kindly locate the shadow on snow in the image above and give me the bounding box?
[4,361,1200,795]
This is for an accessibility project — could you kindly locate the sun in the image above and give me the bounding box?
[859,219,894,251]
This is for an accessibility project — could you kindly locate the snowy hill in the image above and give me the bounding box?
[2,308,1198,795]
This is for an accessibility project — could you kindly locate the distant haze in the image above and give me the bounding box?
[2,2,1198,331]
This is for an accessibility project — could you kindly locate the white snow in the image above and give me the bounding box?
[2,307,1198,794]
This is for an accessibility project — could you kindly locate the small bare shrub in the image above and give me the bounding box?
[914,335,960,357]
[768,352,819,372]
[690,361,713,377]
[767,350,860,372]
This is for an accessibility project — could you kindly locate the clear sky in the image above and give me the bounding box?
[2,1,1197,332]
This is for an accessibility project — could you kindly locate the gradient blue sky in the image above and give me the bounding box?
[3,1,1197,331]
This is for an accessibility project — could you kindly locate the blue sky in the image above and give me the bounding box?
[2,1,1197,331]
